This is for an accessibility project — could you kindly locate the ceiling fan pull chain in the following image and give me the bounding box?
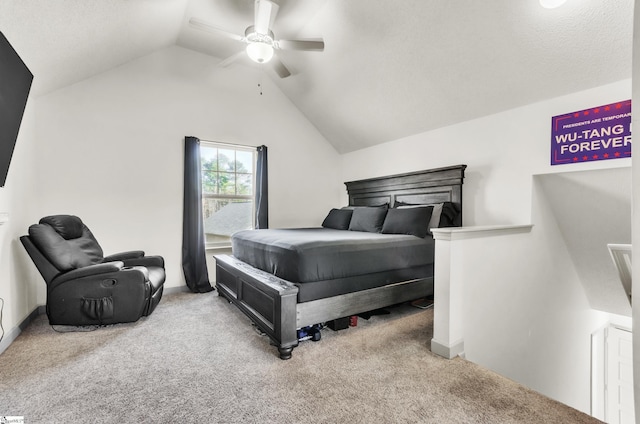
[258,70,266,96]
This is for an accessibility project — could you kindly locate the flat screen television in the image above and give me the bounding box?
[0,31,33,187]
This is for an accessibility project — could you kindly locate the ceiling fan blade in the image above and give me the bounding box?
[189,18,245,42]
[267,1,279,30]
[254,0,279,35]
[271,55,291,78]
[218,51,245,68]
[276,39,325,51]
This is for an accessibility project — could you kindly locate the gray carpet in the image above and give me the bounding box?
[0,292,601,423]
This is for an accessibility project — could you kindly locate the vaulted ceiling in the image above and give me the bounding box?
[0,0,633,153]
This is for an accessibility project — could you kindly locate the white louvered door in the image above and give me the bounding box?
[606,326,634,424]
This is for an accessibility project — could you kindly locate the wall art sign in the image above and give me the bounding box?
[551,100,631,165]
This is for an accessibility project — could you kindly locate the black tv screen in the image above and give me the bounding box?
[0,31,33,187]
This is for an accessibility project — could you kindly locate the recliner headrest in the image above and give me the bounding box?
[40,215,85,240]
[29,215,104,271]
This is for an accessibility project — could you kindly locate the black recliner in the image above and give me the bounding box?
[20,215,165,326]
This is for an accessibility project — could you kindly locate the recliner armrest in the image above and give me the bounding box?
[102,251,145,262]
[119,255,164,268]
[50,261,125,288]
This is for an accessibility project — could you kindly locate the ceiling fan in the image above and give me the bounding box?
[189,0,324,78]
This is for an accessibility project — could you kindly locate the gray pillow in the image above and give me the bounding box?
[396,202,444,234]
[348,206,388,233]
[381,206,433,238]
[322,208,353,230]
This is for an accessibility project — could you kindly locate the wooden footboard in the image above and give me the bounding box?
[215,254,299,359]
[214,254,433,360]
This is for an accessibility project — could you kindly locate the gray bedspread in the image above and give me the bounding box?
[231,228,435,283]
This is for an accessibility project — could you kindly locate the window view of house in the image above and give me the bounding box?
[200,143,255,246]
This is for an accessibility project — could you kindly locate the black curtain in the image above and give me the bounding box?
[255,145,269,229]
[182,136,213,293]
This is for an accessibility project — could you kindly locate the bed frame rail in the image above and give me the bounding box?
[215,254,433,359]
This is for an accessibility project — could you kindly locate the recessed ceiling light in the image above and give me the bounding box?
[540,0,567,8]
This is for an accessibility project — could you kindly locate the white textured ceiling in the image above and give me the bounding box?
[0,0,189,97]
[0,0,633,153]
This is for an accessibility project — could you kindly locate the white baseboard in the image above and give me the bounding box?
[431,338,464,359]
[0,306,41,356]
[163,285,192,295]
[0,287,198,356]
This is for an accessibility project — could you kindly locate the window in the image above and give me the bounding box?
[200,142,256,247]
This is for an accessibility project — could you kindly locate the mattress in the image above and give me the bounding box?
[231,228,435,301]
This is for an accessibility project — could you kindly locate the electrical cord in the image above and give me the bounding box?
[52,324,101,333]
[0,298,102,339]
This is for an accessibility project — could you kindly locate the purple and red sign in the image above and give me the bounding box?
[551,100,631,165]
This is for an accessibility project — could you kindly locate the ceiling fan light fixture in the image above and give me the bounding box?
[246,41,274,63]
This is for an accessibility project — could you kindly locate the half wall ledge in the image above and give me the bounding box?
[430,224,533,241]
[429,224,534,359]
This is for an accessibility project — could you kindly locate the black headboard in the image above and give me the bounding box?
[344,165,467,225]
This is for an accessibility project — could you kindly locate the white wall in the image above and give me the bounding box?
[340,81,633,413]
[536,168,632,316]
[454,181,618,413]
[632,0,640,418]
[341,80,632,226]
[32,45,343,295]
[0,99,43,348]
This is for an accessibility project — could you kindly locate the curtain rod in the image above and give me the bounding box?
[197,138,259,149]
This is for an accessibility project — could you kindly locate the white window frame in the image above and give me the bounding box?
[200,141,257,249]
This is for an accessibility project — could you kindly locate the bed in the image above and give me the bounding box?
[213,164,466,359]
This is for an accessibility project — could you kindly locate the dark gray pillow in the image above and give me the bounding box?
[322,208,353,230]
[381,206,433,238]
[394,201,459,228]
[348,206,388,233]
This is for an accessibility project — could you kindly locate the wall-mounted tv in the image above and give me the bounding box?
[0,31,33,187]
